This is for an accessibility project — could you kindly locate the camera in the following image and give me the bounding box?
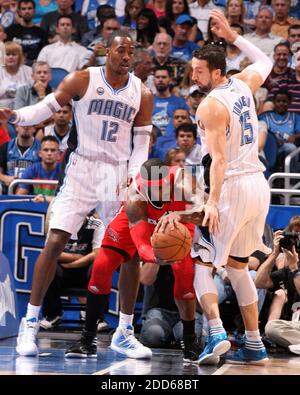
[279,232,300,252]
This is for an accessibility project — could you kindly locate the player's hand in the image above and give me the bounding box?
[210,9,238,43]
[155,212,181,233]
[155,256,180,266]
[0,108,14,122]
[202,200,220,235]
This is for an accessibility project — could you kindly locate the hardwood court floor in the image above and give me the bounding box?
[0,333,299,375]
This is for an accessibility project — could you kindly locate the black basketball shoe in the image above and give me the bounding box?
[181,334,202,363]
[65,329,97,358]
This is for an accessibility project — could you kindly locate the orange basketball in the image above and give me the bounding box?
[151,222,192,262]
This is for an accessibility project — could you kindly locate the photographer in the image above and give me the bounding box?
[255,216,300,350]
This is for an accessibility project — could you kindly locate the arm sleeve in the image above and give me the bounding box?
[233,35,273,83]
[130,220,157,263]
[128,125,152,179]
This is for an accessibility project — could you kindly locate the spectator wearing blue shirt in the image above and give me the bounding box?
[259,90,300,173]
[171,15,200,62]
[152,65,189,135]
[0,125,40,194]
[16,136,61,200]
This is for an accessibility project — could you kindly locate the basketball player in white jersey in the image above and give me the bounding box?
[155,10,273,365]
[0,30,154,358]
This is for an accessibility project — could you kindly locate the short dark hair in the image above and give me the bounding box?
[274,41,290,53]
[57,14,73,26]
[273,89,291,102]
[18,0,35,9]
[193,45,226,76]
[288,24,300,34]
[140,158,168,181]
[175,123,197,139]
[106,30,134,47]
[230,23,244,35]
[41,135,59,146]
[154,65,172,76]
[96,4,116,23]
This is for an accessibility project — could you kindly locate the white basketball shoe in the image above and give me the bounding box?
[110,325,152,359]
[16,317,39,357]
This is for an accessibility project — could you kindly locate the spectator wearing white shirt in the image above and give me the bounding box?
[37,15,90,73]
[244,6,282,59]
[189,0,223,40]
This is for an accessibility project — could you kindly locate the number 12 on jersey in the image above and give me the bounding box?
[239,111,253,146]
[100,120,119,142]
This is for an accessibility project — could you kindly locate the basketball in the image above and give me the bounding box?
[151,222,192,262]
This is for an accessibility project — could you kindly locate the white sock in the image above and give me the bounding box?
[245,330,261,342]
[26,303,41,321]
[118,312,133,329]
[208,318,225,336]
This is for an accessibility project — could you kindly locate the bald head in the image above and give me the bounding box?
[153,33,172,61]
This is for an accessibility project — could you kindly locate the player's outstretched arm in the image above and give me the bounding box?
[6,69,89,126]
[128,84,154,179]
[210,9,273,93]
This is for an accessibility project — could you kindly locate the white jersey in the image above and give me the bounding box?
[72,67,142,162]
[198,77,264,179]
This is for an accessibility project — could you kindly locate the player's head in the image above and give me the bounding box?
[139,158,172,206]
[191,45,226,93]
[105,30,135,75]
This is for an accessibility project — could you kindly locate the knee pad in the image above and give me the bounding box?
[225,265,258,306]
[193,263,218,301]
[88,247,123,294]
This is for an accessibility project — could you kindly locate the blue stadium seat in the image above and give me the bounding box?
[263,132,278,177]
[49,68,69,90]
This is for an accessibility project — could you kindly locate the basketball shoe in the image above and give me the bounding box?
[65,329,97,358]
[226,345,269,365]
[16,317,39,357]
[181,334,204,364]
[198,331,231,365]
[110,325,152,359]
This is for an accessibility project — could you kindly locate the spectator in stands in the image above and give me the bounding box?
[32,0,57,25]
[16,135,61,199]
[139,262,203,349]
[152,65,188,135]
[132,48,154,91]
[81,5,116,47]
[175,123,201,165]
[151,32,186,89]
[119,0,145,31]
[147,0,166,19]
[264,49,300,113]
[40,0,88,43]
[188,0,223,40]
[158,0,198,42]
[148,128,158,159]
[84,17,120,67]
[243,0,261,30]
[264,42,293,95]
[136,8,160,48]
[37,15,90,73]
[271,0,300,39]
[259,90,300,173]
[0,0,18,29]
[44,104,72,158]
[40,211,105,330]
[171,14,200,62]
[287,24,300,69]
[5,0,48,66]
[14,61,52,109]
[186,85,205,123]
[172,60,193,98]
[0,41,32,109]
[0,125,40,193]
[255,216,300,348]
[244,6,282,58]
[165,147,186,167]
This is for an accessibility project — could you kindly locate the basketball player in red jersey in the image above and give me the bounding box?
[65,158,203,362]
